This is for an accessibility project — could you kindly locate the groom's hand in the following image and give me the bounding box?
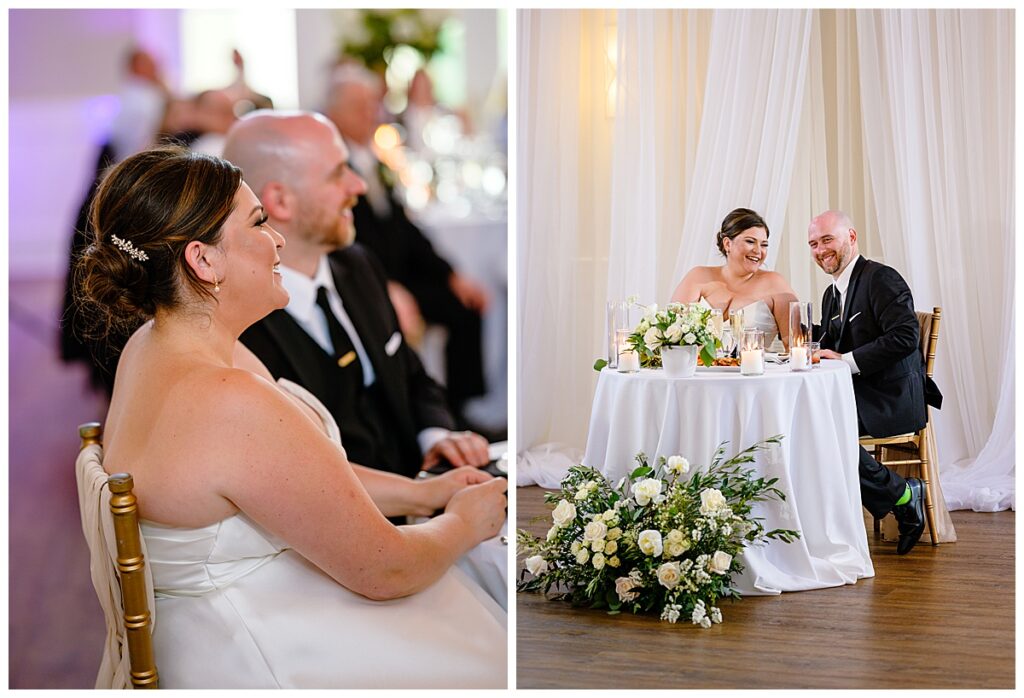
[422,431,491,469]
[819,349,843,361]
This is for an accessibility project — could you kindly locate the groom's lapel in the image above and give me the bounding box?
[836,257,867,346]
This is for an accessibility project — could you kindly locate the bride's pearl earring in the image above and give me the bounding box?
[213,274,220,294]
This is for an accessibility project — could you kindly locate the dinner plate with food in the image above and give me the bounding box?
[697,356,742,372]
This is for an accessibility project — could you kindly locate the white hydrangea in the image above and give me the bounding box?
[661,603,682,624]
[710,606,723,624]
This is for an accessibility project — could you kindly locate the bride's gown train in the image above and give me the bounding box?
[83,378,506,689]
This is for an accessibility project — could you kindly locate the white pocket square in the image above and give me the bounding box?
[385,331,403,356]
[848,311,861,323]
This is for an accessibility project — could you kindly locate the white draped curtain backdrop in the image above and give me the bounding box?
[517,8,1014,512]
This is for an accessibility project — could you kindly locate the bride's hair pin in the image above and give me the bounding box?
[110,234,149,262]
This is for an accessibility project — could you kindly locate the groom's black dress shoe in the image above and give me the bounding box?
[892,478,926,555]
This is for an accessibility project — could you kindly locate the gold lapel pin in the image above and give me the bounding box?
[337,351,357,368]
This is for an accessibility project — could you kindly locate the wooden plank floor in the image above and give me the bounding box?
[10,277,109,688]
[516,485,1015,689]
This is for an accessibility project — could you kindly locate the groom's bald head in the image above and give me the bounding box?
[808,210,859,277]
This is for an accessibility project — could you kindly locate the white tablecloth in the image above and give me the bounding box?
[415,207,507,430]
[583,360,874,595]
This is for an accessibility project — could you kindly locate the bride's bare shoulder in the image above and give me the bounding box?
[672,266,719,301]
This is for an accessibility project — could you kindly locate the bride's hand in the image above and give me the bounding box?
[417,468,494,514]
[445,477,507,544]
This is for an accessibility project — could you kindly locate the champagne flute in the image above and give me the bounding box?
[729,309,744,357]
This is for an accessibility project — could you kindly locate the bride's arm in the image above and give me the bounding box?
[231,340,490,518]
[205,369,506,600]
[670,268,705,303]
[348,464,493,517]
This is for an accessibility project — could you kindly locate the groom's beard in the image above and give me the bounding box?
[816,242,851,275]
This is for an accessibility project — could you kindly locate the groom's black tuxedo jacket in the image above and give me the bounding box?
[813,256,942,438]
[240,244,455,478]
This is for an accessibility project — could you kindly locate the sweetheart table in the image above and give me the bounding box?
[583,360,874,595]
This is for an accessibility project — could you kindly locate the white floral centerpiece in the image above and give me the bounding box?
[628,302,719,369]
[517,436,799,628]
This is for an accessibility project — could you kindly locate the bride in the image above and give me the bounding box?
[76,146,506,688]
[670,207,797,347]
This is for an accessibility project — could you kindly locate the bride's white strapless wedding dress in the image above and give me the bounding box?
[104,379,506,689]
[698,297,779,345]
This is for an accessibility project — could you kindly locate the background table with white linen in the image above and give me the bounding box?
[414,206,508,432]
[583,360,874,595]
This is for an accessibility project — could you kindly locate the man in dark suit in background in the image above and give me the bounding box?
[324,65,489,423]
[223,111,490,478]
[809,210,942,555]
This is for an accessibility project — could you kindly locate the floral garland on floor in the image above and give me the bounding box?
[517,436,800,627]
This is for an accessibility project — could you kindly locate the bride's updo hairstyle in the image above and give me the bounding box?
[76,146,243,338]
[715,207,770,257]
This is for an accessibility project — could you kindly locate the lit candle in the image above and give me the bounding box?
[740,349,764,375]
[791,346,809,371]
[618,349,640,372]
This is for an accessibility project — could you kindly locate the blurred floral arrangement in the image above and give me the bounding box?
[337,9,449,73]
[517,436,799,628]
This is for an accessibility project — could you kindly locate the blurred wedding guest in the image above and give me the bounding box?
[224,48,274,113]
[187,89,238,156]
[75,145,506,687]
[809,210,943,555]
[325,65,489,423]
[225,111,491,477]
[109,47,169,162]
[60,46,169,389]
[400,68,468,153]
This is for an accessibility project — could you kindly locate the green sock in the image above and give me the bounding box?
[895,484,911,506]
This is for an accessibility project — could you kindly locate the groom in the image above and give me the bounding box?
[808,210,942,555]
[223,111,490,478]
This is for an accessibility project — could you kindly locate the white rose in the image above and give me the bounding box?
[602,510,617,522]
[637,318,650,333]
[583,519,608,542]
[604,540,618,554]
[546,526,558,541]
[525,555,548,576]
[633,478,663,506]
[592,552,606,570]
[552,499,577,527]
[663,323,683,343]
[700,488,727,515]
[666,455,690,475]
[709,550,733,574]
[593,539,608,553]
[608,555,621,567]
[638,529,664,557]
[664,536,690,558]
[656,561,682,589]
[615,575,639,602]
[607,527,623,541]
[576,548,590,565]
[570,541,581,554]
[643,326,662,349]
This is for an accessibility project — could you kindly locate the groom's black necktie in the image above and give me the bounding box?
[315,286,363,380]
